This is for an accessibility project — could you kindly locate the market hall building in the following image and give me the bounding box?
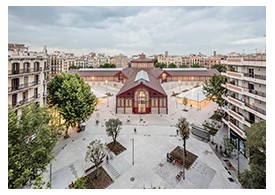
[75,53,219,114]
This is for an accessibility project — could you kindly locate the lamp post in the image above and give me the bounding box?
[130,138,134,165]
[197,93,200,110]
[50,163,52,188]
[105,80,109,107]
[182,145,185,180]
[237,139,240,176]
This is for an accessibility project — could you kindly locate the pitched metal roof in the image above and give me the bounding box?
[117,68,167,96]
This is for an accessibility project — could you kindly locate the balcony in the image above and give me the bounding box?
[242,88,266,102]
[226,83,243,93]
[228,120,246,139]
[8,67,42,78]
[243,73,266,85]
[244,102,266,120]
[33,67,42,74]
[227,96,244,109]
[8,84,25,94]
[228,109,244,123]
[222,117,229,125]
[8,80,40,94]
[243,117,253,128]
[11,94,40,109]
[226,71,243,80]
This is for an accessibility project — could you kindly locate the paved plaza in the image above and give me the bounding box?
[43,82,246,189]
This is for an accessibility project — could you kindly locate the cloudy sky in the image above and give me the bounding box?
[8,6,266,57]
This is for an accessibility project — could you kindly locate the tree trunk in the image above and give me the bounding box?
[184,138,187,157]
[96,165,99,180]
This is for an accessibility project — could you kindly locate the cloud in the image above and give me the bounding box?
[8,6,266,56]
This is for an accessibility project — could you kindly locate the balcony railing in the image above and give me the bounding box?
[243,87,266,98]
[244,102,266,115]
[8,67,42,76]
[8,80,40,93]
[11,94,40,108]
[244,73,266,80]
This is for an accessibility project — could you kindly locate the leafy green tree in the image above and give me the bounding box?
[85,140,106,179]
[179,65,189,68]
[69,177,85,189]
[47,73,97,138]
[175,117,190,180]
[191,63,202,68]
[154,62,167,69]
[168,63,177,68]
[203,120,219,143]
[202,74,227,107]
[8,104,62,188]
[182,97,188,110]
[239,121,266,189]
[223,135,235,157]
[105,118,122,143]
[212,63,226,73]
[99,63,116,68]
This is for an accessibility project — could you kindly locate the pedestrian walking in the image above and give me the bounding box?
[219,145,223,154]
[134,128,136,134]
[106,155,109,164]
[215,144,218,151]
[176,129,179,136]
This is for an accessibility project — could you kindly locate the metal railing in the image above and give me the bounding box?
[243,73,266,80]
[8,67,42,76]
[243,88,266,98]
[244,102,266,115]
[11,93,40,107]
[8,80,40,93]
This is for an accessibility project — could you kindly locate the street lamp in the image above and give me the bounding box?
[197,93,200,110]
[130,138,134,165]
[105,80,109,107]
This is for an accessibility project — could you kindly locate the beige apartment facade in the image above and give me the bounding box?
[221,53,266,154]
[8,44,49,116]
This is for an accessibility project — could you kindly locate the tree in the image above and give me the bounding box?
[239,121,266,189]
[168,63,177,68]
[191,63,202,68]
[85,140,106,179]
[99,63,116,68]
[212,63,226,73]
[182,97,188,110]
[47,73,97,138]
[8,104,62,188]
[203,120,219,143]
[223,135,235,157]
[105,118,122,143]
[202,74,227,107]
[175,117,190,180]
[154,62,167,69]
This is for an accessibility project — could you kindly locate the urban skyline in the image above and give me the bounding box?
[8,6,266,57]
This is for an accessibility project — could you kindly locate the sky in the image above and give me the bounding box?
[8,6,266,57]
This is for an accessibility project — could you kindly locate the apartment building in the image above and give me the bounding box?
[221,53,266,154]
[8,44,49,116]
[48,51,66,76]
[110,54,129,68]
[157,55,183,67]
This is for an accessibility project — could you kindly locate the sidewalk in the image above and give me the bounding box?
[209,126,250,187]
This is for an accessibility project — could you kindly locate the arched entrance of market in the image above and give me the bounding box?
[134,87,149,114]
